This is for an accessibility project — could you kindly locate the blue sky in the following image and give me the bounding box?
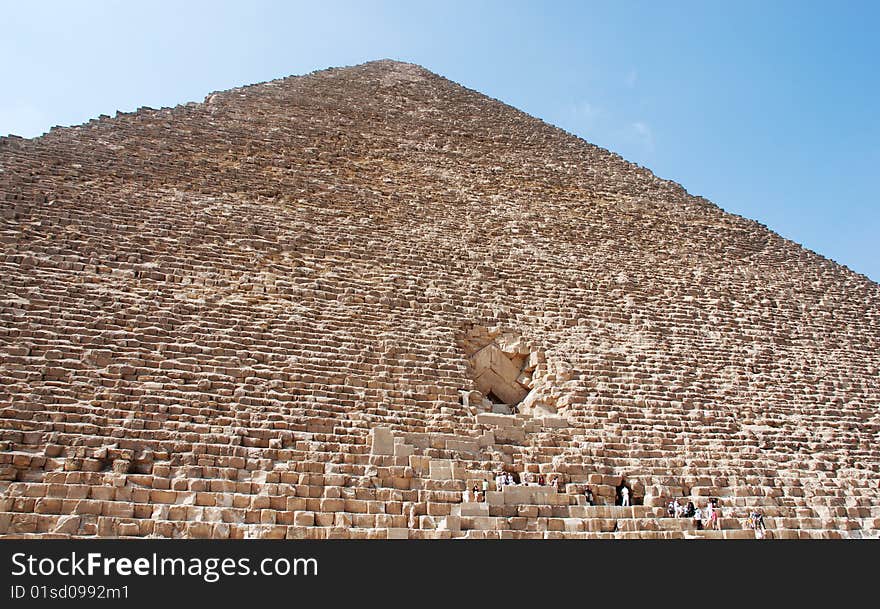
[2,1,877,281]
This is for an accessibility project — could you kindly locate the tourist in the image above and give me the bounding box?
[749,510,767,539]
[506,472,514,486]
[667,499,676,518]
[584,486,595,506]
[620,485,630,506]
[472,484,480,503]
[755,512,766,539]
[708,500,720,530]
[693,504,704,530]
[685,501,696,518]
[551,476,560,491]
[482,478,489,500]
[678,499,689,518]
[538,474,545,486]
[496,472,505,490]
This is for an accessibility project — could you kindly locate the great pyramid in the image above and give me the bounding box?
[1,60,878,539]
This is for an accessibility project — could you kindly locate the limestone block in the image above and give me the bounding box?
[34,498,62,514]
[438,515,461,532]
[90,487,114,501]
[445,438,478,453]
[118,522,141,536]
[314,512,335,527]
[494,426,526,443]
[320,498,344,512]
[486,491,505,506]
[408,455,431,475]
[469,516,496,531]
[538,416,568,429]
[286,497,307,511]
[459,502,489,517]
[44,445,64,458]
[344,499,367,513]
[427,502,451,517]
[547,518,565,532]
[370,427,394,456]
[150,490,177,504]
[255,525,288,540]
[476,412,518,427]
[429,459,453,480]
[293,511,315,526]
[260,509,276,524]
[386,528,409,539]
[103,502,134,518]
[392,439,414,458]
[51,515,81,535]
[71,500,102,516]
[474,366,528,405]
[450,462,468,480]
[502,485,557,506]
[594,484,616,499]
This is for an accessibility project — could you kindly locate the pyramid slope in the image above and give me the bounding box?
[0,60,878,539]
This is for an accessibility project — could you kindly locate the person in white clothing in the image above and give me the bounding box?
[621,486,630,506]
[672,498,681,517]
[693,505,704,530]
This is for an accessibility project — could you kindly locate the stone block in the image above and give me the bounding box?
[476,413,518,427]
[459,502,489,517]
[429,459,453,480]
[293,511,315,526]
[51,515,81,534]
[314,512,335,527]
[438,515,461,532]
[370,427,394,456]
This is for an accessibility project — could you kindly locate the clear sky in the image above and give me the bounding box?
[2,1,877,281]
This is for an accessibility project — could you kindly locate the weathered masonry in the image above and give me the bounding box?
[0,60,878,539]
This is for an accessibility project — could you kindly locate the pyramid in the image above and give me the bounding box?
[1,59,878,539]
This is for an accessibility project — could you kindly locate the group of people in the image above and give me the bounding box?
[463,479,767,538]
[463,473,511,503]
[666,497,721,530]
[518,472,562,487]
[495,471,516,490]
[465,478,491,503]
[462,474,768,538]
[464,471,565,503]
[747,510,768,539]
[666,497,766,536]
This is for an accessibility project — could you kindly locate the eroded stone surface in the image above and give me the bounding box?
[0,59,878,539]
